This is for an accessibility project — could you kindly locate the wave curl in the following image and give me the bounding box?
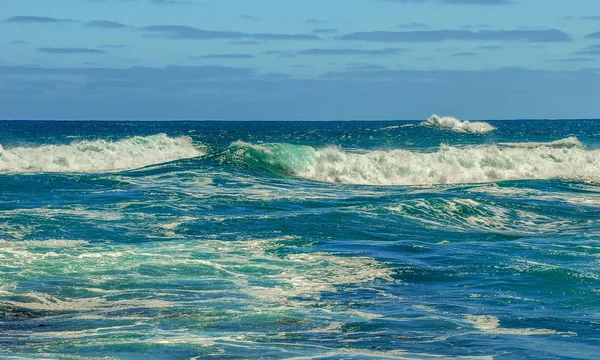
[225,138,599,185]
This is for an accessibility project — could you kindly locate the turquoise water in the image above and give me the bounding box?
[1,119,599,359]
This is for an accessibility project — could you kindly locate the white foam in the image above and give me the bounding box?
[421,114,495,134]
[464,315,575,336]
[388,198,571,234]
[500,136,583,149]
[234,137,600,185]
[0,134,204,174]
[0,236,392,312]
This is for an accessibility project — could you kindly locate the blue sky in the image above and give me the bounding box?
[1,0,599,120]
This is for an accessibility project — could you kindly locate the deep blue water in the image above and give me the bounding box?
[1,119,599,359]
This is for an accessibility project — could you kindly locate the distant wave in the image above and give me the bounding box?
[226,137,599,185]
[0,134,203,174]
[421,114,495,134]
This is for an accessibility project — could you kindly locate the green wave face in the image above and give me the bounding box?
[224,141,318,176]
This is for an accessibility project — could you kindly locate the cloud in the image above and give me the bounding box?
[347,63,388,71]
[261,72,291,80]
[84,20,128,28]
[261,50,297,58]
[240,15,259,21]
[142,25,240,39]
[312,28,339,34]
[99,44,127,49]
[298,48,408,56]
[2,65,599,120]
[0,64,254,82]
[141,25,319,41]
[449,52,478,57]
[305,18,325,24]
[555,57,594,63]
[149,0,192,4]
[3,16,74,24]
[228,40,263,45]
[383,0,512,4]
[339,29,571,42]
[576,44,600,55]
[585,31,600,39]
[477,45,503,50]
[10,40,29,45]
[460,24,493,30]
[398,22,429,30]
[252,33,319,40]
[191,54,255,59]
[37,47,108,54]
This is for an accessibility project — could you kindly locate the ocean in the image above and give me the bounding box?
[0,118,599,359]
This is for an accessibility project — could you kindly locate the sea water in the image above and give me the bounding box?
[0,118,599,359]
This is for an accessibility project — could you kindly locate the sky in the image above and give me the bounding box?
[0,0,599,120]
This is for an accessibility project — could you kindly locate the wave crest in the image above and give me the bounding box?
[421,114,495,134]
[227,138,599,185]
[0,134,204,174]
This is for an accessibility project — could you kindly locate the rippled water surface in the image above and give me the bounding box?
[1,120,599,359]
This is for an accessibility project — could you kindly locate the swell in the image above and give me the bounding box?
[0,134,204,174]
[224,138,600,186]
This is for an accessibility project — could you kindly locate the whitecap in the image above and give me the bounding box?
[421,114,495,134]
[0,134,204,174]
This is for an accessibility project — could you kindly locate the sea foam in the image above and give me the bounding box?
[0,134,203,174]
[228,137,600,186]
[421,114,495,133]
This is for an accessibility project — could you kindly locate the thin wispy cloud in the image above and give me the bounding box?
[585,31,600,39]
[99,44,128,49]
[347,63,388,71]
[565,15,600,21]
[253,33,318,40]
[576,44,600,55]
[383,0,512,4]
[3,16,75,24]
[261,50,297,58]
[149,0,192,5]
[312,28,339,34]
[339,29,571,42]
[37,47,108,54]
[84,20,129,28]
[299,48,408,56]
[191,54,255,59]
[228,40,263,45]
[554,57,593,63]
[305,18,325,24]
[398,22,429,30]
[240,15,259,21]
[0,64,255,82]
[449,51,478,57]
[477,45,503,50]
[142,25,319,41]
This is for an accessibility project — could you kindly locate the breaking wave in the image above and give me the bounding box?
[0,134,204,174]
[226,138,600,185]
[421,114,495,134]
